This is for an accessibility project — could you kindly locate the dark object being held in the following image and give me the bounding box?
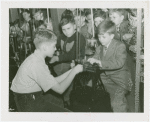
[75,59,101,73]
[70,71,113,112]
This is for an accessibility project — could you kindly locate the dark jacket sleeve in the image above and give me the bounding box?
[56,35,61,49]
[120,20,129,35]
[59,34,86,62]
[114,20,129,41]
[101,43,127,70]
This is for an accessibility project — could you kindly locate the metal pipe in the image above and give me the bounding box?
[91,8,95,37]
[79,9,81,60]
[47,8,50,23]
[76,8,79,60]
[135,8,142,112]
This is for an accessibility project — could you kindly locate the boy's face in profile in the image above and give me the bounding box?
[111,12,124,26]
[98,32,114,46]
[94,17,104,27]
[74,16,85,27]
[62,23,76,37]
[44,41,57,57]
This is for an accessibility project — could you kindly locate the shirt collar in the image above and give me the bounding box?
[105,39,112,49]
[40,16,44,21]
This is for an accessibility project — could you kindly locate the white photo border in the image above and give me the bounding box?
[1,1,149,121]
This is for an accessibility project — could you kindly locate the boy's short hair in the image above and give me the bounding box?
[60,16,75,27]
[34,28,57,49]
[93,10,106,20]
[112,9,125,17]
[112,9,128,20]
[84,9,92,17]
[34,10,41,15]
[61,9,74,19]
[22,9,30,15]
[97,20,116,35]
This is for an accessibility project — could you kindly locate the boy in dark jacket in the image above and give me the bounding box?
[50,15,86,75]
[88,20,133,112]
[50,15,86,106]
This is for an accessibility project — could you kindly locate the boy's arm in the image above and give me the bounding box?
[33,62,83,94]
[55,69,72,83]
[101,43,127,70]
[51,65,83,94]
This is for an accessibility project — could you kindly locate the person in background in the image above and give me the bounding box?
[93,10,106,28]
[19,9,36,54]
[74,9,92,40]
[93,9,107,45]
[50,15,86,75]
[10,28,83,112]
[124,9,144,86]
[61,9,74,20]
[50,15,86,107]
[124,9,144,56]
[20,9,33,43]
[33,10,53,31]
[110,9,129,41]
[88,20,132,112]
[10,19,22,37]
[84,9,94,36]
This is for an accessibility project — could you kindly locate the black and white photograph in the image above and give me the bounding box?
[1,1,149,121]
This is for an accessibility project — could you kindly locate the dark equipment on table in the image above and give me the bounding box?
[70,66,113,112]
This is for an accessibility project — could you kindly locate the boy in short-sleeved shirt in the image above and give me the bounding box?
[10,29,83,112]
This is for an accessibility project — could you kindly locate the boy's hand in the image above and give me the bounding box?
[71,60,75,68]
[73,64,83,74]
[49,56,59,64]
[88,58,102,67]
[123,34,133,41]
[129,45,137,53]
